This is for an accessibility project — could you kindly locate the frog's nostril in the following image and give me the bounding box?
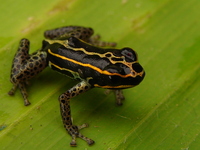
[132,63,143,73]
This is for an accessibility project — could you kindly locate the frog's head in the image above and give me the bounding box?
[94,48,145,89]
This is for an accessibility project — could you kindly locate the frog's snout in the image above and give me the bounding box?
[132,63,145,83]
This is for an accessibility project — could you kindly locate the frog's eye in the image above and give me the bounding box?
[104,64,125,75]
[121,48,137,62]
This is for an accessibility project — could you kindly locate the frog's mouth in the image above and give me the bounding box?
[130,62,145,77]
[129,62,145,86]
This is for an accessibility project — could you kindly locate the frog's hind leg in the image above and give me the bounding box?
[44,26,117,47]
[8,39,47,106]
[89,34,117,47]
[44,26,94,42]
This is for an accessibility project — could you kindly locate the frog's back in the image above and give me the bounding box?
[45,37,112,80]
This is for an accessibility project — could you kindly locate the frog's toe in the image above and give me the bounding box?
[78,132,95,146]
[68,124,95,146]
[77,123,89,129]
[70,135,77,147]
[70,134,94,146]
[8,90,14,96]
[8,85,17,96]
[78,124,95,145]
[86,138,95,145]
[24,100,31,106]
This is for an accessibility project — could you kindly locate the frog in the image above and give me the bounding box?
[8,26,145,146]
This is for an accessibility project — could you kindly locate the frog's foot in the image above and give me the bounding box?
[105,89,125,106]
[89,35,116,47]
[8,83,31,106]
[8,85,17,96]
[67,124,95,146]
[114,90,125,106]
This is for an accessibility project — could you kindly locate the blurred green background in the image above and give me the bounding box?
[0,0,200,149]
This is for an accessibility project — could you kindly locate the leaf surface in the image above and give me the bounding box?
[0,0,200,149]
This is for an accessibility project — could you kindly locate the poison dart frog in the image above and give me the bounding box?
[8,26,145,146]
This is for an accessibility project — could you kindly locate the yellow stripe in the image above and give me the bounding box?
[50,61,135,89]
[94,84,134,88]
[48,49,133,78]
[49,61,72,72]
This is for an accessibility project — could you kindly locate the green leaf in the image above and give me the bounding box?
[1,0,200,149]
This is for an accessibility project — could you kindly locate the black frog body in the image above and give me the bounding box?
[44,36,144,89]
[8,26,145,146]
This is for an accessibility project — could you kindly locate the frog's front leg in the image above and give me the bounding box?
[114,90,125,106]
[59,80,94,146]
[8,39,47,106]
[105,89,125,106]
